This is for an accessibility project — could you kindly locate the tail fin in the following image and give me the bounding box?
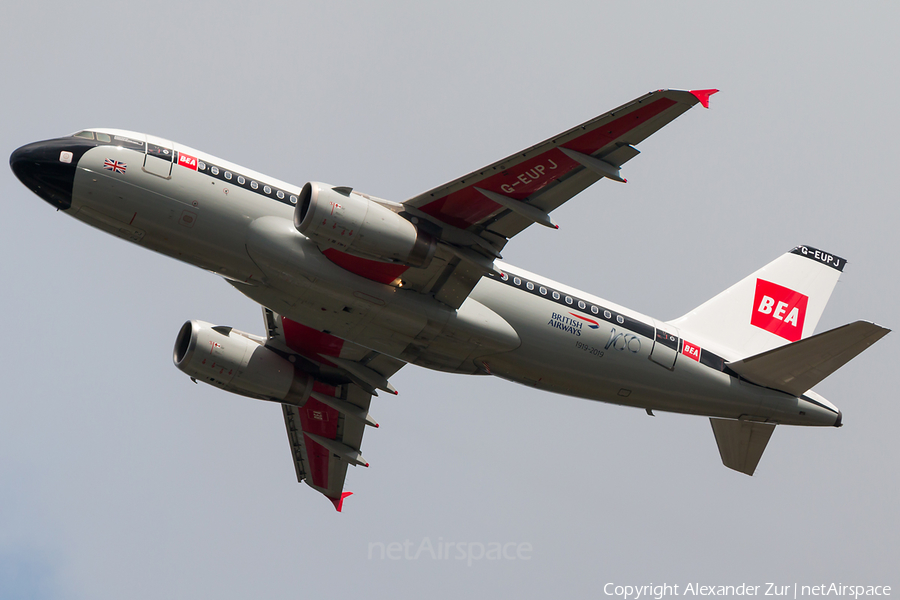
[671,245,845,357]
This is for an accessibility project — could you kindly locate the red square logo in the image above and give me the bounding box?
[750,279,808,342]
[177,152,198,171]
[682,340,701,362]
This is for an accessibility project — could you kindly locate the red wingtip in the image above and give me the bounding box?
[374,423,380,428]
[689,88,719,109]
[554,224,560,230]
[622,178,628,184]
[329,491,353,512]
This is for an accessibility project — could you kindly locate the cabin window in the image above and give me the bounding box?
[513,277,521,286]
[565,296,573,305]
[578,300,586,309]
[251,181,258,189]
[526,282,534,291]
[276,190,285,199]
[263,185,272,194]
[591,306,599,315]
[224,171,232,180]
[552,291,560,300]
[539,286,547,295]
[237,176,245,185]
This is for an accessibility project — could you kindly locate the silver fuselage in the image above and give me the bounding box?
[37,130,842,427]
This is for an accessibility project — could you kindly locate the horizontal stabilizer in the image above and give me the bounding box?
[710,418,775,476]
[727,321,890,397]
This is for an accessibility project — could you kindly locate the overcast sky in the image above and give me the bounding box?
[2,2,898,599]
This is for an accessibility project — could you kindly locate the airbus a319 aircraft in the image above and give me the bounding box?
[11,89,889,511]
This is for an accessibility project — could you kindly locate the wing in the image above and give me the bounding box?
[322,89,716,308]
[405,89,717,235]
[401,88,717,307]
[261,307,405,511]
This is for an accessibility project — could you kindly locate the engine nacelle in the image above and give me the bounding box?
[173,320,313,404]
[294,181,436,268]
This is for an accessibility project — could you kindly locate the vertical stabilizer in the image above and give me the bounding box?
[671,246,844,358]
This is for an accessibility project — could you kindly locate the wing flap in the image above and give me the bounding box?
[727,321,890,396]
[710,418,776,476]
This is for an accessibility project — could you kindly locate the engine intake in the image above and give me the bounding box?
[294,182,436,268]
[174,320,312,404]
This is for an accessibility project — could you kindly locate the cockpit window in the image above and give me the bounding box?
[71,131,112,143]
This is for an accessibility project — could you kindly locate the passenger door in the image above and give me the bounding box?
[650,320,680,370]
[143,134,174,179]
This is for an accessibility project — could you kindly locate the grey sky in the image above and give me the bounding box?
[2,2,898,598]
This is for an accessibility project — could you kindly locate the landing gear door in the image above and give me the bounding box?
[650,320,680,370]
[143,134,174,179]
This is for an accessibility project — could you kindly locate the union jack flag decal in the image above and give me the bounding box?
[103,158,127,174]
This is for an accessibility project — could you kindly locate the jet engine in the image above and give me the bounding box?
[173,320,313,404]
[294,181,436,268]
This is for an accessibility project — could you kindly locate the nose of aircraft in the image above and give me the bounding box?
[10,137,97,210]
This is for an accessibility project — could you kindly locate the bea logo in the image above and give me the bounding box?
[751,279,808,342]
[682,340,701,362]
[178,152,198,171]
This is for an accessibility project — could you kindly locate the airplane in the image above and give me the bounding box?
[10,88,889,511]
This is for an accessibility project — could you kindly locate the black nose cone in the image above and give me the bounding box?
[10,137,97,210]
